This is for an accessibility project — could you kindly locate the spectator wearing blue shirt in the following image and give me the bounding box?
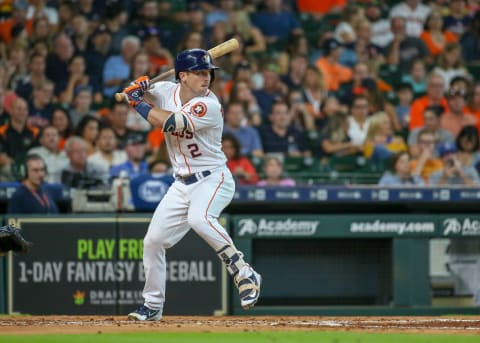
[259,100,311,157]
[7,154,59,214]
[110,132,148,179]
[250,0,302,52]
[223,102,263,157]
[378,151,425,186]
[102,35,141,98]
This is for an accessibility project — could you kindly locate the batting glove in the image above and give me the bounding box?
[123,83,144,107]
[134,75,151,92]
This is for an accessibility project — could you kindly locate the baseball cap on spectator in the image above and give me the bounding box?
[322,38,342,55]
[438,141,457,157]
[91,24,110,38]
[125,132,145,146]
[138,27,161,42]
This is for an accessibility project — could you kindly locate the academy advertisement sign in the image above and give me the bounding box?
[234,215,480,238]
[8,216,224,315]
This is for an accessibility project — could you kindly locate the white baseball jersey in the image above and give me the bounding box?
[147,81,226,176]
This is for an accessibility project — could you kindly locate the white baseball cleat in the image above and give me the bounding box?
[235,266,262,309]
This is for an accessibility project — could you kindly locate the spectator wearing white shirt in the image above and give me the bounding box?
[88,126,127,172]
[27,125,68,183]
[348,95,370,146]
[389,0,431,37]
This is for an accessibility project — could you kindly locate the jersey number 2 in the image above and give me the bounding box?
[187,143,202,158]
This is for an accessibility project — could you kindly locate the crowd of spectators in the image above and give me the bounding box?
[1,0,480,213]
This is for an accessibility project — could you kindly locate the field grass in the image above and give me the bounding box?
[2,332,480,343]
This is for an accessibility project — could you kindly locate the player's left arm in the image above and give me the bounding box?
[122,79,188,133]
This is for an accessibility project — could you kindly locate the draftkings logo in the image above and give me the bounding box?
[238,218,319,237]
[443,218,480,236]
[73,290,86,306]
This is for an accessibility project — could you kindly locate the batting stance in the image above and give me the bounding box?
[123,49,261,321]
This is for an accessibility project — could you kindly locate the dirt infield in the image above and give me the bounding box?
[1,316,480,335]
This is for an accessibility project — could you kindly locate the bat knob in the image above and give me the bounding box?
[115,92,126,102]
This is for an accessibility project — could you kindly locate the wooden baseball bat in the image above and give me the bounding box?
[114,38,239,102]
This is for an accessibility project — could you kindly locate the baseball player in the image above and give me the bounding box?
[123,48,261,321]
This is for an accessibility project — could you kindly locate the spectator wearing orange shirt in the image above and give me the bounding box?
[440,86,477,137]
[409,72,449,130]
[410,129,443,184]
[315,38,352,93]
[420,10,457,60]
[222,133,259,186]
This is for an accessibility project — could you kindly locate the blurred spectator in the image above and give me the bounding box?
[138,27,174,76]
[0,97,39,181]
[378,151,425,186]
[351,18,385,68]
[0,5,30,46]
[287,88,316,132]
[394,82,415,130]
[409,72,449,130]
[85,24,112,102]
[223,101,264,158]
[59,54,97,105]
[27,79,55,128]
[104,0,129,55]
[320,110,362,157]
[103,101,135,149]
[432,42,471,92]
[250,0,302,52]
[56,0,77,36]
[61,136,109,189]
[334,6,365,45]
[389,0,431,37]
[88,126,127,171]
[26,0,58,30]
[300,65,326,126]
[75,115,100,156]
[4,46,28,91]
[386,16,429,73]
[259,100,311,157]
[51,106,73,150]
[45,33,75,96]
[296,0,346,15]
[468,82,480,117]
[14,52,47,101]
[70,14,90,54]
[252,62,286,122]
[440,85,477,137]
[69,85,98,128]
[177,29,205,52]
[29,15,52,49]
[278,32,309,75]
[363,111,408,161]
[348,94,371,146]
[281,53,308,91]
[0,85,7,125]
[419,9,457,59]
[28,125,68,183]
[229,79,262,127]
[429,141,480,185]
[7,154,58,214]
[257,155,296,186]
[338,61,371,107]
[455,125,480,169]
[315,38,352,92]
[364,0,393,48]
[443,0,472,36]
[222,132,259,185]
[410,128,443,183]
[401,58,428,97]
[362,78,401,132]
[102,35,141,98]
[110,132,148,179]
[408,106,454,158]
[459,10,480,63]
[131,0,161,40]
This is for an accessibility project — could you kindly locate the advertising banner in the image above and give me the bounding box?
[7,216,225,315]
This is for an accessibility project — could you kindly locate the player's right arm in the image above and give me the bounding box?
[122,78,188,133]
